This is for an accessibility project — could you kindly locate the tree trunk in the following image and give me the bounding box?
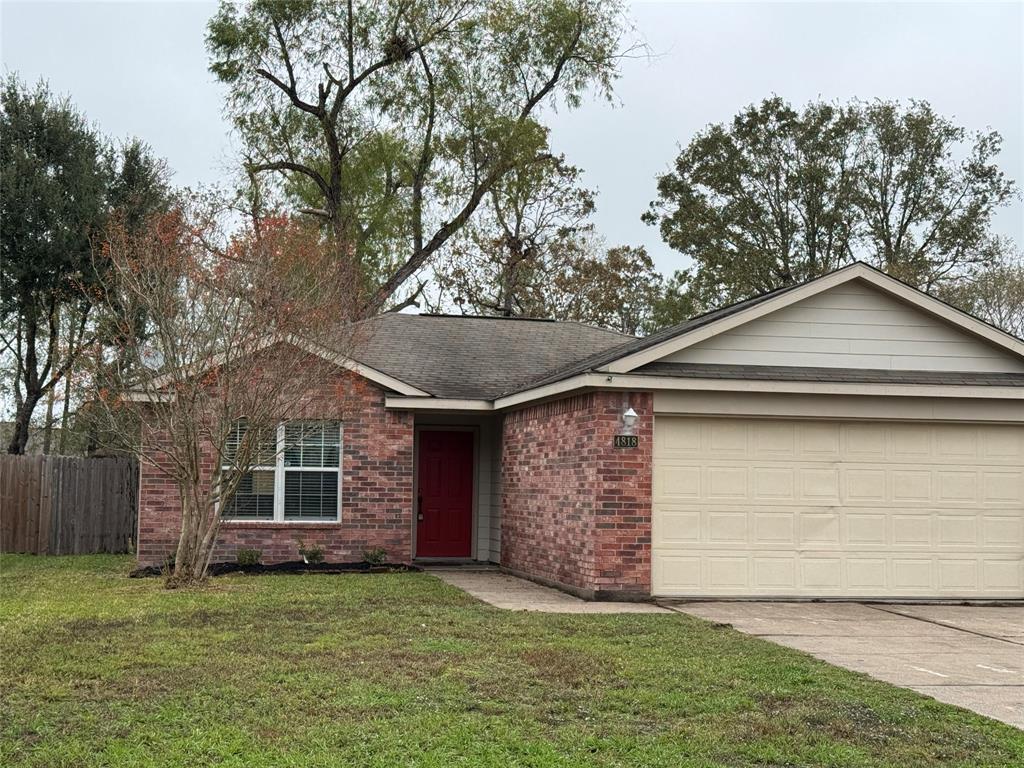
[42,386,56,454]
[57,375,73,454]
[168,483,220,587]
[7,395,40,454]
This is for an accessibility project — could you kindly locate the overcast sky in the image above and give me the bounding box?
[2,1,1021,278]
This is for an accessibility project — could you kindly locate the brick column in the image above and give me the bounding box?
[501,390,653,599]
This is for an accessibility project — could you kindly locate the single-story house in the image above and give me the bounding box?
[137,262,1024,600]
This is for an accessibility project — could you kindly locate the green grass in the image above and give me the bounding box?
[1,555,1021,767]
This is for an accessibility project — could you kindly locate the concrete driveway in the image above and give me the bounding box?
[664,601,1024,728]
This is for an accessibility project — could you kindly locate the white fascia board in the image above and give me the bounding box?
[150,334,431,398]
[342,361,431,397]
[123,391,175,403]
[492,371,1024,410]
[384,396,494,411]
[602,264,1024,374]
[603,374,1024,401]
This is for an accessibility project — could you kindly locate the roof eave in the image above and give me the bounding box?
[383,371,1024,413]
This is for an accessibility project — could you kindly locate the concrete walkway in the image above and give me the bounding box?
[428,568,669,614]
[665,601,1024,728]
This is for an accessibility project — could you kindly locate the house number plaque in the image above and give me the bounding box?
[613,434,639,448]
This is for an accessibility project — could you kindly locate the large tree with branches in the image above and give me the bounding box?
[1,75,170,454]
[206,0,630,313]
[645,97,1018,313]
[434,153,594,316]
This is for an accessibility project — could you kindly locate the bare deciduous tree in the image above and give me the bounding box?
[86,206,364,585]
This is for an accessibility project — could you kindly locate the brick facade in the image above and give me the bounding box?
[136,370,414,566]
[500,391,653,598]
[137,363,654,598]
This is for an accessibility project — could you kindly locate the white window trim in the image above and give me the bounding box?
[222,421,343,524]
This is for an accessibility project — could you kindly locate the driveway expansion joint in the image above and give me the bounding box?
[865,603,1024,647]
[668,600,1024,729]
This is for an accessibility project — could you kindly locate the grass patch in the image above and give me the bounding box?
[1,554,1021,767]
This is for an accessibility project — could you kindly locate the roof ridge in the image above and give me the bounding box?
[419,313,556,322]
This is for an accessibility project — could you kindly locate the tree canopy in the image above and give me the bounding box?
[645,97,1018,313]
[0,75,171,453]
[434,153,594,317]
[207,0,631,313]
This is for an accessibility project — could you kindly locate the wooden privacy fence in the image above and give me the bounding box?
[0,455,138,555]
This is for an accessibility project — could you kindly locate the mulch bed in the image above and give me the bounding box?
[129,561,420,578]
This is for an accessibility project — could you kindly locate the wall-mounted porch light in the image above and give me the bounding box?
[621,407,639,435]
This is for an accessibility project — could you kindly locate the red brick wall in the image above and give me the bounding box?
[136,370,414,566]
[500,390,653,597]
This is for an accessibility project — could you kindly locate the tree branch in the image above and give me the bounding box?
[247,159,331,200]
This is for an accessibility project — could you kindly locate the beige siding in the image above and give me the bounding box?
[663,280,1024,373]
[475,416,503,562]
[488,423,502,562]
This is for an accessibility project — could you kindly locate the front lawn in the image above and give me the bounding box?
[1,556,1021,767]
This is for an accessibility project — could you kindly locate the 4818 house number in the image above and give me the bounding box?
[613,434,639,448]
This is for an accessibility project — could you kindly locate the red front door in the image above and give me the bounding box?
[416,430,474,558]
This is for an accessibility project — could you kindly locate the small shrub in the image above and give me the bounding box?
[296,540,325,564]
[236,548,262,566]
[363,547,387,566]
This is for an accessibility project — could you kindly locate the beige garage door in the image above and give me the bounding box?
[652,417,1024,598]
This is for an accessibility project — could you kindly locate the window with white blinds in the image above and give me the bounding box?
[221,421,341,522]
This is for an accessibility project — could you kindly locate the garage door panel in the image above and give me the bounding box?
[653,507,701,545]
[653,462,701,500]
[848,558,888,589]
[752,421,796,456]
[708,421,748,455]
[653,548,1024,597]
[752,466,796,499]
[892,470,931,502]
[891,427,932,459]
[983,471,1024,504]
[707,511,747,543]
[798,422,841,458]
[983,429,1024,460]
[892,515,932,547]
[800,512,840,544]
[754,556,796,589]
[847,513,889,546]
[984,559,1023,590]
[842,424,887,460]
[653,555,701,592]
[983,516,1023,547]
[707,466,748,499]
[845,468,886,503]
[653,417,1024,598]
[800,467,840,501]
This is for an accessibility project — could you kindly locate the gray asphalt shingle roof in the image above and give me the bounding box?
[352,313,631,399]
[497,278,805,396]
[348,263,1024,400]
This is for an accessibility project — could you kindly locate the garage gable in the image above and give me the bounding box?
[662,278,1024,373]
[602,263,1024,376]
